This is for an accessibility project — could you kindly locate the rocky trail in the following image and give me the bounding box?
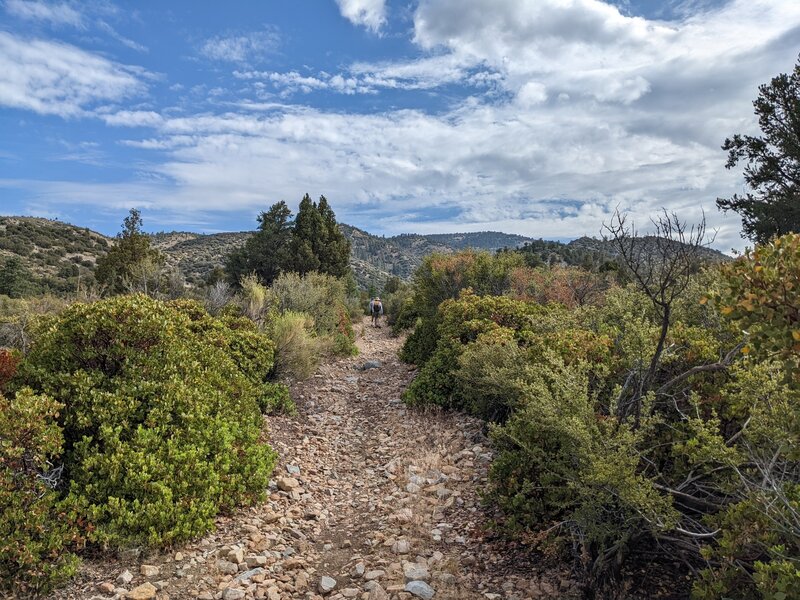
[56,319,577,600]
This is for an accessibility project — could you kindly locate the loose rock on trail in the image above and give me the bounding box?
[54,319,577,600]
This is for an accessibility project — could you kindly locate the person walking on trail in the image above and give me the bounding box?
[369,297,383,327]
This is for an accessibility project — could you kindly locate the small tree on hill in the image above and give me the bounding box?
[717,55,800,243]
[0,257,33,298]
[95,209,164,295]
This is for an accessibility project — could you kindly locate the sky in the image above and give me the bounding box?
[0,0,799,250]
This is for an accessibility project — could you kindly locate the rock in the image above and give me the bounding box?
[140,565,159,577]
[126,582,157,600]
[341,588,360,598]
[227,547,244,564]
[117,570,134,585]
[222,589,245,600]
[174,552,184,561]
[286,464,301,475]
[364,570,385,581]
[216,560,239,575]
[392,539,411,554]
[405,581,436,599]
[245,555,267,568]
[403,564,430,582]
[277,477,300,491]
[319,576,337,594]
[196,593,214,600]
[368,584,389,600]
[234,567,264,582]
[98,582,116,595]
[358,360,382,371]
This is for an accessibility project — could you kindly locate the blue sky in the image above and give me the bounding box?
[0,0,799,249]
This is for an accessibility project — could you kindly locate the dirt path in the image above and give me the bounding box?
[55,319,575,600]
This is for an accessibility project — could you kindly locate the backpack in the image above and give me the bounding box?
[372,300,382,315]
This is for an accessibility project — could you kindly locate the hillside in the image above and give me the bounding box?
[0,216,110,294]
[0,216,728,294]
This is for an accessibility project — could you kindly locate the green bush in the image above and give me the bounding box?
[0,389,81,596]
[15,295,277,547]
[269,272,357,355]
[167,299,292,414]
[271,310,322,380]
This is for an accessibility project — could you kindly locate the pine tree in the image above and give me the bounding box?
[317,195,351,278]
[0,257,32,298]
[95,209,164,294]
[717,56,800,243]
[226,201,293,286]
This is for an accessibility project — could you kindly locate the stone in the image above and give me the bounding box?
[126,582,157,600]
[140,565,159,577]
[216,560,239,575]
[341,588,360,598]
[277,477,300,491]
[245,555,267,568]
[319,576,337,594]
[286,465,301,475]
[174,552,184,561]
[403,564,430,582]
[196,593,214,600]
[234,567,264,582]
[227,548,244,564]
[98,582,116,595]
[222,589,245,600]
[405,581,435,600]
[358,360,382,370]
[368,584,389,600]
[364,570,385,581]
[117,570,134,585]
[392,539,411,554]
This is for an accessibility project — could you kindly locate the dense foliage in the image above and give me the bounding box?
[226,195,351,286]
[95,209,166,295]
[11,295,278,549]
[398,236,799,598]
[716,55,800,243]
[0,389,81,596]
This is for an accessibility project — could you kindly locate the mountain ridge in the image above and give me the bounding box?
[0,215,729,293]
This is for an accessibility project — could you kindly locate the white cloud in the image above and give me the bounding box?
[100,110,163,127]
[0,31,146,117]
[335,0,386,33]
[7,0,800,252]
[4,0,82,27]
[200,28,280,63]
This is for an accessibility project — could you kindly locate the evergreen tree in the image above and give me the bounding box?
[226,195,351,285]
[0,257,32,298]
[289,194,325,275]
[717,56,800,243]
[317,195,351,278]
[226,201,293,286]
[94,209,164,295]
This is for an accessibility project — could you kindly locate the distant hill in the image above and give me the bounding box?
[514,236,730,269]
[0,216,110,294]
[0,216,728,294]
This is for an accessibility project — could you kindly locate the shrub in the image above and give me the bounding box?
[15,295,277,547]
[269,272,357,355]
[0,348,20,390]
[0,389,81,596]
[271,310,322,380]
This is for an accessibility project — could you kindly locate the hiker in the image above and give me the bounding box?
[369,297,383,327]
